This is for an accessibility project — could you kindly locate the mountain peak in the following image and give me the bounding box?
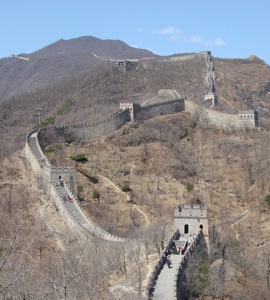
[0,36,159,101]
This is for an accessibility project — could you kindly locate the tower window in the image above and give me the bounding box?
[184,224,189,234]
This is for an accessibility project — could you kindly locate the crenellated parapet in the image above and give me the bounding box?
[146,230,181,298]
[201,51,217,107]
[24,50,261,298]
[184,99,259,128]
[147,208,208,299]
[25,128,126,242]
[140,98,184,109]
[112,60,138,73]
[238,110,259,127]
[119,98,185,122]
[38,109,131,144]
[174,204,209,243]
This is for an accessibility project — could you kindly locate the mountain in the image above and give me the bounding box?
[0,36,159,101]
[1,37,270,299]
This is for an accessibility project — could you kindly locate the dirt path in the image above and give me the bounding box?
[230,210,249,240]
[211,210,249,240]
[133,204,150,225]
[97,174,150,226]
[97,174,127,195]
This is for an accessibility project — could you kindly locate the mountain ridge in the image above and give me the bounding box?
[0,36,159,101]
[1,35,270,299]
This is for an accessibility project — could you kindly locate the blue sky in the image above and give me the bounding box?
[1,0,269,64]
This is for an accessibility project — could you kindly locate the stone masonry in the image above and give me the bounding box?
[25,49,260,299]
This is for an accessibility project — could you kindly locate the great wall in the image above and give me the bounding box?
[24,51,259,299]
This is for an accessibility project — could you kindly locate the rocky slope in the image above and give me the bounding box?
[1,40,270,299]
[0,36,159,101]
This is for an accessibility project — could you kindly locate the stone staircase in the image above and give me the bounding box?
[28,132,48,168]
[26,131,125,242]
[147,233,203,299]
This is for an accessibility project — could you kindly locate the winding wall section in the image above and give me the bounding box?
[24,51,258,297]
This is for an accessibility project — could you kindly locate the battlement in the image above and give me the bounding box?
[112,60,137,73]
[119,103,134,110]
[238,110,257,119]
[184,100,259,128]
[174,204,207,219]
[119,99,184,122]
[164,53,198,62]
[140,98,183,109]
[204,93,218,106]
[174,204,209,238]
[200,51,211,58]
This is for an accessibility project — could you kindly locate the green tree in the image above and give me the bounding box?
[195,261,209,295]
[70,153,88,167]
[92,189,100,204]
[185,182,194,204]
[186,182,194,192]
[33,115,55,130]
[121,184,132,192]
[264,195,270,208]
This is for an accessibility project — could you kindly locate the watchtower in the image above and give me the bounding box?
[204,93,218,107]
[119,103,141,122]
[237,110,259,127]
[174,204,209,251]
[112,60,137,73]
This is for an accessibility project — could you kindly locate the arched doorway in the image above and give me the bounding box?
[184,224,189,234]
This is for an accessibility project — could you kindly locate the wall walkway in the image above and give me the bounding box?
[25,131,125,242]
[23,50,258,299]
[147,232,203,299]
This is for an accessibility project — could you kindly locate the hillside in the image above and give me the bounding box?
[1,41,270,299]
[214,56,270,126]
[0,36,158,101]
[44,112,270,299]
[0,54,205,157]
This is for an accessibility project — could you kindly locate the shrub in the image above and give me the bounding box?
[121,184,132,192]
[57,99,73,115]
[33,115,55,130]
[92,189,100,204]
[70,153,88,165]
[43,146,54,153]
[186,182,194,192]
[264,195,270,207]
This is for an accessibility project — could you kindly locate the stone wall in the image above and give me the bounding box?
[25,131,125,242]
[174,204,208,236]
[25,131,43,175]
[146,230,180,298]
[49,181,83,235]
[139,99,185,119]
[39,109,131,144]
[165,54,198,62]
[184,100,258,128]
[175,233,207,300]
[201,51,218,106]
[146,231,207,299]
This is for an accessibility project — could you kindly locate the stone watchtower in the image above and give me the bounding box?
[201,51,218,107]
[119,103,141,122]
[112,60,137,73]
[237,110,259,127]
[174,204,209,251]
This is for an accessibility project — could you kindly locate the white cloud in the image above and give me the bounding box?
[153,26,183,41]
[189,35,203,43]
[153,26,226,47]
[204,38,227,47]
